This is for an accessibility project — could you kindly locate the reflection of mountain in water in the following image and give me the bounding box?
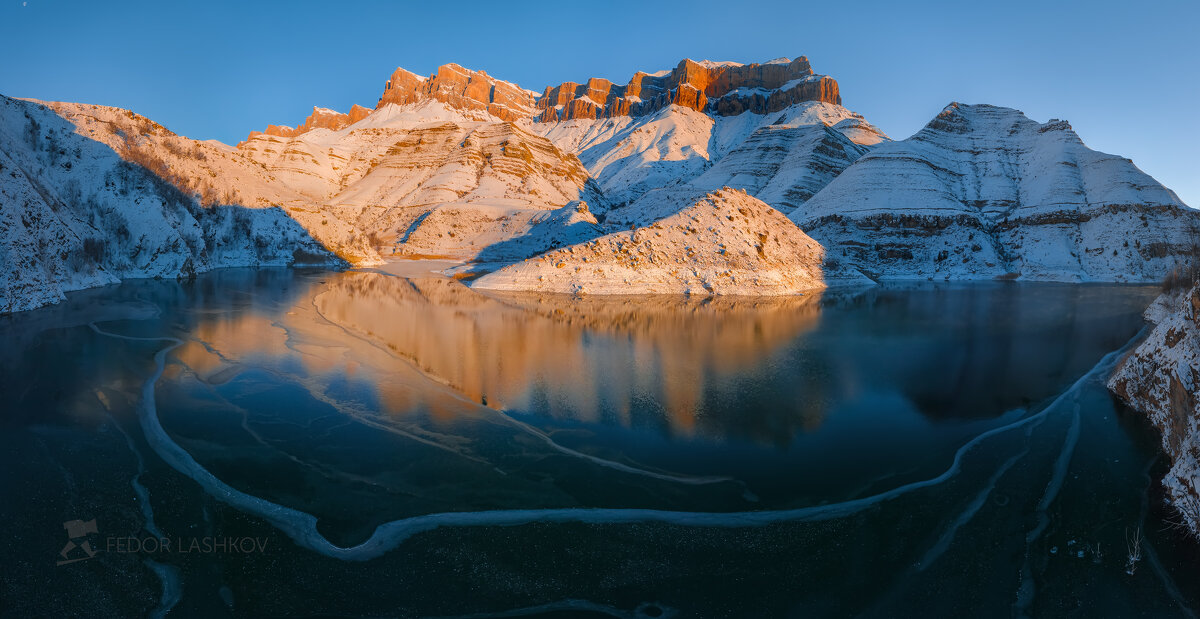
[312,272,825,438]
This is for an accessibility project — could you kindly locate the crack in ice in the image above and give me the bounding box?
[89,321,1145,561]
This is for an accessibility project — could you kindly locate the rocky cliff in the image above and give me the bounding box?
[246,104,372,140]
[792,103,1200,282]
[535,57,840,122]
[377,64,536,121]
[1109,281,1200,536]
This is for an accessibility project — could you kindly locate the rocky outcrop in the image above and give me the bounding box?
[1109,282,1200,536]
[472,188,867,295]
[792,103,1200,282]
[245,104,373,141]
[535,57,840,122]
[246,104,372,142]
[377,64,536,121]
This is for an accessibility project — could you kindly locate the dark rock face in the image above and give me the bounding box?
[535,57,841,122]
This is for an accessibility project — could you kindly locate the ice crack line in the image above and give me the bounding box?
[89,321,1144,562]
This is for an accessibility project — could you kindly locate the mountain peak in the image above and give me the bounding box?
[920,103,1081,142]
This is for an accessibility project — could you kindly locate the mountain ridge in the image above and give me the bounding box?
[1,55,1197,313]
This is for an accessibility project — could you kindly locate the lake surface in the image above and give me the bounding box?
[1,265,1196,617]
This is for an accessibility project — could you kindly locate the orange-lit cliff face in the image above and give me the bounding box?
[535,57,841,121]
[246,104,373,140]
[375,63,537,121]
[243,56,842,142]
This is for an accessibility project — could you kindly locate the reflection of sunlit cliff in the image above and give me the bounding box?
[312,272,824,437]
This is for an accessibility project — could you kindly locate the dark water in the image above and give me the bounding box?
[0,266,1195,617]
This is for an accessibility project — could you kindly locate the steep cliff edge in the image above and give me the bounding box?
[535,57,840,122]
[377,64,536,121]
[1109,281,1200,537]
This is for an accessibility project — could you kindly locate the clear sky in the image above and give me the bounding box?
[2,0,1196,205]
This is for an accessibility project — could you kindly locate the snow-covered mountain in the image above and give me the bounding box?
[237,100,604,259]
[0,96,343,313]
[791,103,1199,281]
[2,56,1196,311]
[229,55,883,263]
[603,103,877,227]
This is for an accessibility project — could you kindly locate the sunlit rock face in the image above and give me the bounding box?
[473,188,869,296]
[377,64,536,121]
[535,57,840,122]
[247,105,374,140]
[794,103,1200,282]
[1110,283,1200,536]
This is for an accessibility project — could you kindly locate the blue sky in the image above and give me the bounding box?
[2,0,1197,205]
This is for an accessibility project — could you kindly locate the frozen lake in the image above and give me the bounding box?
[1,265,1195,617]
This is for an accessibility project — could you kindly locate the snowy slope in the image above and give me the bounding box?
[473,188,869,295]
[42,100,380,265]
[0,96,343,312]
[792,103,1200,282]
[607,114,872,226]
[1109,283,1200,536]
[237,100,605,257]
[528,101,887,209]
[386,200,603,262]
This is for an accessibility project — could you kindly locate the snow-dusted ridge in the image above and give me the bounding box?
[0,96,346,313]
[792,103,1199,282]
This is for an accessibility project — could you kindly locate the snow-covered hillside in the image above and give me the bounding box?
[0,96,343,313]
[604,105,876,227]
[237,99,604,256]
[792,103,1200,282]
[472,188,868,295]
[1109,282,1200,536]
[41,100,380,265]
[529,101,887,208]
